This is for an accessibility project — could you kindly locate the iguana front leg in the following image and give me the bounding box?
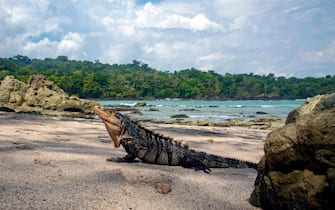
[107,139,138,163]
[106,154,138,162]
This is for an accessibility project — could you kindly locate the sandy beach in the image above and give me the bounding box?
[0,112,267,209]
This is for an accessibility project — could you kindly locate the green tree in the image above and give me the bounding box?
[1,55,334,99]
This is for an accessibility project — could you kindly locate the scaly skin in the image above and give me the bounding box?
[94,106,257,173]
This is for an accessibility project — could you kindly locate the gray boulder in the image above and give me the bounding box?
[286,93,335,124]
[250,93,335,210]
[0,75,98,118]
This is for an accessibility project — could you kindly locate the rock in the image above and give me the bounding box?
[0,75,27,106]
[130,109,143,115]
[286,93,335,124]
[189,120,214,126]
[179,108,199,111]
[171,114,189,118]
[154,182,172,194]
[256,111,267,115]
[0,75,98,118]
[28,74,63,93]
[104,105,139,112]
[134,102,147,107]
[250,93,335,209]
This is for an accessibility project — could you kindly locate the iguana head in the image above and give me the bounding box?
[93,105,123,148]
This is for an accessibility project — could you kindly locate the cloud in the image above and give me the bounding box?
[300,41,335,63]
[228,16,258,32]
[22,38,57,58]
[284,6,303,14]
[0,0,64,38]
[135,2,222,31]
[58,32,84,55]
[196,53,235,70]
[198,53,232,62]
[196,52,235,70]
[190,14,222,31]
[0,0,334,77]
[22,32,85,59]
[212,0,264,19]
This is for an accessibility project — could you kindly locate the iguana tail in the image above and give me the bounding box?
[186,149,258,170]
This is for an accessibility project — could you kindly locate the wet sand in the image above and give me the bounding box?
[0,112,265,209]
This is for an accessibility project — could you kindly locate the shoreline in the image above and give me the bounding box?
[98,103,287,130]
[0,112,263,209]
[90,96,298,101]
[142,116,285,130]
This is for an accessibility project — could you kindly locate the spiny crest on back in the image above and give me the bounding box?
[94,106,257,173]
[127,116,189,149]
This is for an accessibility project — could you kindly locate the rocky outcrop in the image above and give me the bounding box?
[250,93,335,209]
[0,75,98,118]
[286,93,335,124]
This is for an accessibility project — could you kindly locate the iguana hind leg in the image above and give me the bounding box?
[181,156,211,173]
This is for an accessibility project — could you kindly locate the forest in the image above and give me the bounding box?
[1,55,334,100]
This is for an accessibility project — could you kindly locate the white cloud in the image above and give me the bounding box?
[23,38,58,58]
[44,16,71,33]
[284,6,302,14]
[255,67,291,77]
[300,41,335,63]
[229,16,258,32]
[212,0,263,19]
[190,14,222,31]
[196,53,236,70]
[135,2,222,31]
[57,32,84,55]
[22,33,84,59]
[100,44,124,64]
[0,0,334,77]
[197,53,235,63]
[0,0,53,38]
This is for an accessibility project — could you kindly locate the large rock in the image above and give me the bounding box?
[250,93,335,210]
[0,75,98,118]
[286,93,335,124]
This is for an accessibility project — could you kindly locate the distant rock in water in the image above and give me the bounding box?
[249,93,335,209]
[179,108,199,111]
[171,114,189,118]
[0,75,98,118]
[134,102,147,107]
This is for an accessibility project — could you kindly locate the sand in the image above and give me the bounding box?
[0,112,266,209]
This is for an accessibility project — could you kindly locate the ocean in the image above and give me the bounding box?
[97,99,304,122]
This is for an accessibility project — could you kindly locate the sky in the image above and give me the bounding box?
[0,0,334,77]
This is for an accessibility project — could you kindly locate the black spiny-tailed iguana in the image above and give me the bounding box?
[94,106,257,173]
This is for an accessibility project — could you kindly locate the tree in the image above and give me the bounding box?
[56,56,69,62]
[1,55,334,99]
[13,55,32,65]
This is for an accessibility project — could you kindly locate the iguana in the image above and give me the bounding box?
[94,106,257,173]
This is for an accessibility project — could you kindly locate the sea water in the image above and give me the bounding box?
[97,99,304,122]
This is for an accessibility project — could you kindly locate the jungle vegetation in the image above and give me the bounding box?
[1,55,334,99]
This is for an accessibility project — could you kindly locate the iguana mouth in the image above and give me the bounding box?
[93,105,123,148]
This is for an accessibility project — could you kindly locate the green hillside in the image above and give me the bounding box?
[1,55,334,99]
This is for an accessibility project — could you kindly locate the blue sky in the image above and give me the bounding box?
[0,0,334,77]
